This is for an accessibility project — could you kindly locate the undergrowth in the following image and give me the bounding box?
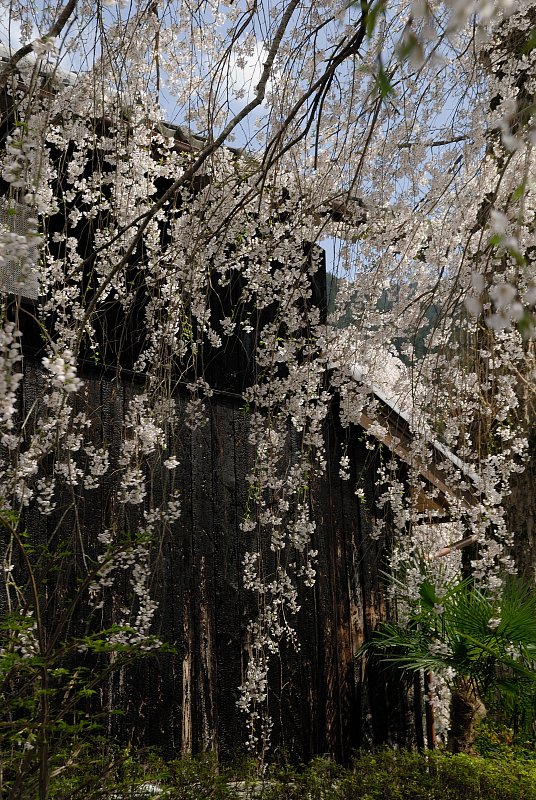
[16,745,536,800]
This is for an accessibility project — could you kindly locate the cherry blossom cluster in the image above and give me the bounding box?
[0,0,534,757]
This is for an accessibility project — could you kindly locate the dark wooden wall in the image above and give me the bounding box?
[13,356,417,762]
[0,105,419,758]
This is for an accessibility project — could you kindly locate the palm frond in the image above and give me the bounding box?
[359,575,536,709]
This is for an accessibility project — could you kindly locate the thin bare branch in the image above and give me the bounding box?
[0,0,78,88]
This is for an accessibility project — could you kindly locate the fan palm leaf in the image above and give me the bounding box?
[359,575,536,736]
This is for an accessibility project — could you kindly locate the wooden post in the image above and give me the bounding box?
[424,671,436,749]
[413,673,425,751]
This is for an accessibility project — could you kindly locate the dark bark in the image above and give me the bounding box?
[508,436,536,581]
[448,680,486,754]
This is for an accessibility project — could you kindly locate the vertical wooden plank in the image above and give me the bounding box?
[338,427,364,759]
[233,397,254,751]
[76,372,106,576]
[181,603,193,755]
[169,391,194,756]
[275,426,319,761]
[352,439,415,748]
[323,410,352,761]
[101,376,125,545]
[99,375,127,742]
[160,394,189,755]
[353,435,389,746]
[15,359,47,617]
[345,426,371,749]
[309,412,340,759]
[197,554,217,752]
[140,393,190,756]
[114,377,145,740]
[212,400,243,757]
[191,402,216,752]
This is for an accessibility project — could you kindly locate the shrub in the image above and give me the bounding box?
[338,750,536,800]
[17,746,536,799]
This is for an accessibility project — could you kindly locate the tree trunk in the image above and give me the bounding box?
[448,679,486,754]
[507,437,536,582]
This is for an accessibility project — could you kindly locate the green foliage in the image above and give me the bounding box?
[472,720,536,760]
[261,756,343,800]
[365,0,387,40]
[33,741,174,800]
[360,577,536,707]
[265,750,536,800]
[0,508,166,800]
[521,28,536,55]
[165,754,233,800]
[375,58,395,99]
[5,744,536,800]
[189,750,536,800]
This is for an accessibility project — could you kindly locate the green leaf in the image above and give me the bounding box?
[371,576,536,689]
[397,31,422,63]
[517,311,535,338]
[376,59,395,99]
[489,233,504,248]
[77,687,97,698]
[505,244,526,267]
[419,580,438,611]
[488,231,526,266]
[512,181,527,202]
[366,0,387,39]
[522,29,536,55]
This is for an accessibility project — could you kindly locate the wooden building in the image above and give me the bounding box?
[15,345,418,761]
[10,273,466,761]
[0,78,462,761]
